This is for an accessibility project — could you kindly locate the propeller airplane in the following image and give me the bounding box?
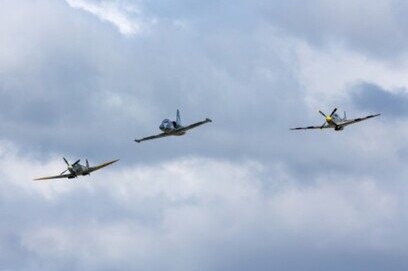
[290,108,380,131]
[33,157,119,181]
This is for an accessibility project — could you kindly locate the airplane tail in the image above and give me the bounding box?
[86,159,89,168]
[176,109,181,126]
[343,111,347,120]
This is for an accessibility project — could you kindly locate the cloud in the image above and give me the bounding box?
[0,0,306,165]
[66,0,150,35]
[350,82,408,117]
[260,0,408,59]
[0,141,405,270]
[293,42,408,107]
[1,0,408,270]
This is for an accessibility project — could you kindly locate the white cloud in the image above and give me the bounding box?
[294,41,408,108]
[2,1,408,269]
[0,140,404,269]
[66,0,148,35]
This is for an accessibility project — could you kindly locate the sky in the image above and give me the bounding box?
[1,0,408,270]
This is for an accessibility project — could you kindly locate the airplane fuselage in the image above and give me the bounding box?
[134,110,211,143]
[159,119,186,136]
[68,164,90,178]
[326,113,346,131]
[326,120,344,130]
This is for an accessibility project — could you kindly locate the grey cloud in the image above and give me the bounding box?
[260,0,408,59]
[0,0,306,165]
[350,82,408,117]
[0,0,400,185]
[0,0,408,270]
[0,155,407,271]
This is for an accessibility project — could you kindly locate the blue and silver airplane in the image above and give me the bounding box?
[135,109,212,143]
[290,108,380,131]
[34,157,119,181]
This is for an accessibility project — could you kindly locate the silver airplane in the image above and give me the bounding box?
[135,109,212,143]
[34,157,119,181]
[290,108,380,131]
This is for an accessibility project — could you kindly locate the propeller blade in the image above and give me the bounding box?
[318,110,327,117]
[330,108,338,117]
[60,169,68,175]
[63,157,69,166]
[72,159,81,166]
[320,121,327,129]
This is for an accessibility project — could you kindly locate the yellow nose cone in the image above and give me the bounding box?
[326,116,332,122]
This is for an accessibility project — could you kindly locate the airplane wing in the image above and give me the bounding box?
[33,173,74,181]
[339,113,381,127]
[87,159,119,173]
[290,124,331,130]
[178,118,212,132]
[134,132,170,143]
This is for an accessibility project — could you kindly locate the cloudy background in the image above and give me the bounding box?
[1,0,408,270]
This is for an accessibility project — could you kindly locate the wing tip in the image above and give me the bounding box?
[134,139,142,143]
[206,118,212,122]
[367,113,381,119]
[33,177,47,181]
[106,159,120,165]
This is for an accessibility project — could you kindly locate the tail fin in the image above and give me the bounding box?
[176,109,181,126]
[86,159,89,168]
[343,111,347,120]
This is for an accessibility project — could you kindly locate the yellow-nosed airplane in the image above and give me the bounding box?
[290,108,380,131]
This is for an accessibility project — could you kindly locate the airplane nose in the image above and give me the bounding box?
[326,116,332,122]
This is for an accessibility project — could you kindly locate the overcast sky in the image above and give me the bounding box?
[1,0,408,270]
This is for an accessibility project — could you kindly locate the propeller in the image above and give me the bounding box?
[60,158,80,175]
[318,110,327,118]
[63,157,69,166]
[317,108,338,129]
[72,159,81,166]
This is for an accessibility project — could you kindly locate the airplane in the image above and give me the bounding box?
[135,109,212,143]
[290,108,380,131]
[33,157,119,181]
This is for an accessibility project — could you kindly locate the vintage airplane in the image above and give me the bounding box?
[290,108,380,131]
[33,157,119,181]
[135,109,212,143]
